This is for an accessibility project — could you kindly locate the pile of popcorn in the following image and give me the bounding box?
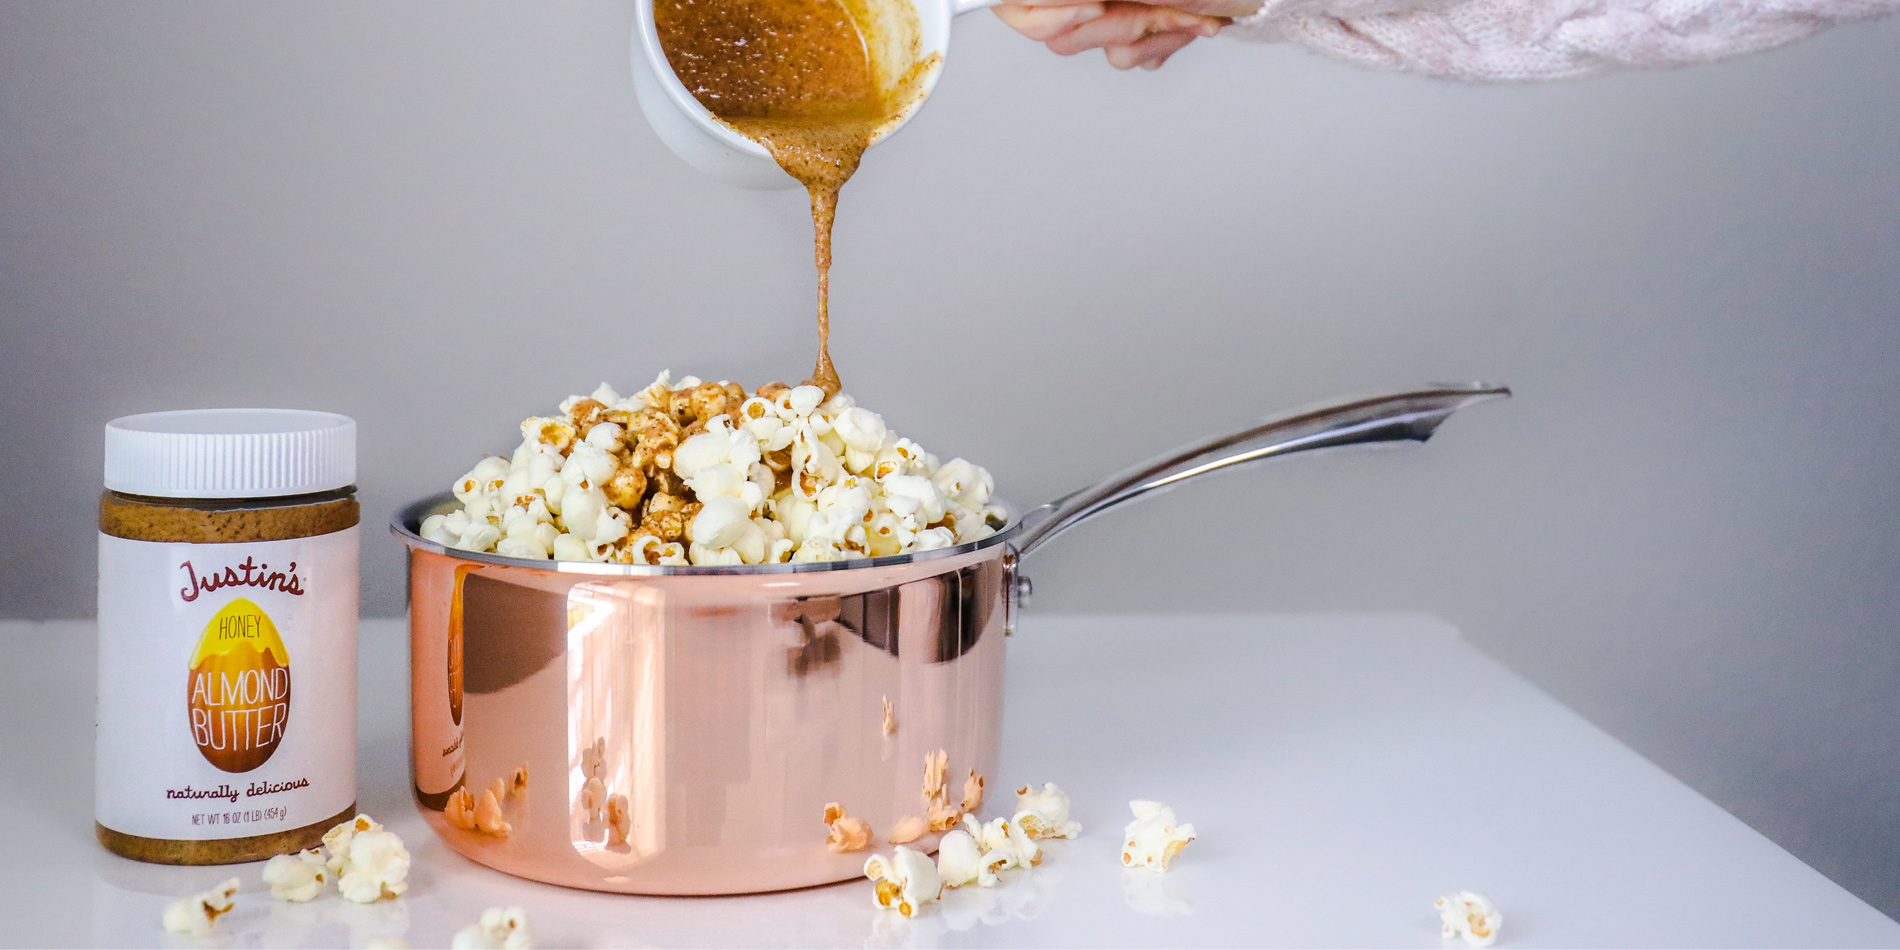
[421,374,1004,567]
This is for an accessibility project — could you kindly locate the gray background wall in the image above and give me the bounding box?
[3,0,1897,919]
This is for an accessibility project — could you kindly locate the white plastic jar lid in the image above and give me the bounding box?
[104,408,357,499]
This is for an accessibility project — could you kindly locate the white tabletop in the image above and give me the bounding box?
[6,613,1895,948]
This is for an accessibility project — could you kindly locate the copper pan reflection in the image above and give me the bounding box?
[405,543,1007,895]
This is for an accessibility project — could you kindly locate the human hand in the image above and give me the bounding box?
[992,0,1257,70]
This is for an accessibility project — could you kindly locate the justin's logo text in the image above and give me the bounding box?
[179,557,305,603]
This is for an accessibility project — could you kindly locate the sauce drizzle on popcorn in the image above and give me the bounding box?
[423,373,1002,566]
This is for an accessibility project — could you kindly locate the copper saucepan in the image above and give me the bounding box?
[391,384,1509,895]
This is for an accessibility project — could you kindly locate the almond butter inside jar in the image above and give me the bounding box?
[96,409,360,864]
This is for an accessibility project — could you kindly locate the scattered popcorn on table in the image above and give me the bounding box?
[966,813,1041,870]
[451,906,535,950]
[339,830,412,903]
[1437,891,1503,947]
[1016,782,1082,840]
[445,787,477,830]
[936,828,1011,889]
[864,845,942,917]
[910,781,1091,905]
[475,786,512,838]
[161,877,239,936]
[428,376,1002,565]
[324,814,382,874]
[325,815,411,903]
[889,815,928,845]
[509,764,529,798]
[262,848,328,902]
[825,802,874,852]
[881,696,896,736]
[1121,800,1195,871]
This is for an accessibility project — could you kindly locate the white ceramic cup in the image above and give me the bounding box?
[631,0,1000,190]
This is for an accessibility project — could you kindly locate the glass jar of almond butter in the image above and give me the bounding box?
[97,409,359,864]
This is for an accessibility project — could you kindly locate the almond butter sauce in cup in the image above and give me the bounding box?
[655,0,937,395]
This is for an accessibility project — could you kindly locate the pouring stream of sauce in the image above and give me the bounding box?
[656,0,925,396]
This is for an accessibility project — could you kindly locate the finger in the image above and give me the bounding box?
[1103,30,1196,70]
[992,2,1106,41]
[1042,3,1222,56]
[1104,30,1198,69]
[1009,0,1256,14]
[1155,0,1255,16]
[1132,28,1199,68]
[1141,46,1176,68]
[1043,4,1215,56]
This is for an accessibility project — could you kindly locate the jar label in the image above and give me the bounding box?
[96,528,357,840]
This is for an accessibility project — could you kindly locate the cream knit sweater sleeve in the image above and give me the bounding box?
[1225,0,1900,80]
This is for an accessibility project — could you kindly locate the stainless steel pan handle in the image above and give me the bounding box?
[1011,383,1511,559]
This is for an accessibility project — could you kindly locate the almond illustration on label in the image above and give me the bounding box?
[187,597,291,773]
